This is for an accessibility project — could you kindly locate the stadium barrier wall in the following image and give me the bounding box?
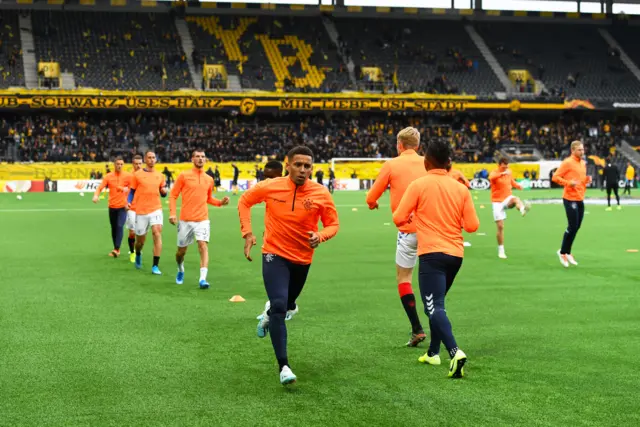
[0,162,541,181]
[0,178,363,193]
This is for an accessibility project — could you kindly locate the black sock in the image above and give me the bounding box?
[153,256,160,267]
[128,237,135,252]
[399,283,423,333]
[278,359,289,371]
[135,249,141,256]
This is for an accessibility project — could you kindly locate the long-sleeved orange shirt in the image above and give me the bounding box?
[392,169,479,258]
[552,155,588,201]
[489,168,522,202]
[169,168,223,222]
[94,171,132,208]
[238,176,339,264]
[365,149,427,233]
[449,168,470,188]
[129,169,166,215]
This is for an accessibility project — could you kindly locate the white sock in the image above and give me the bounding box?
[178,262,184,273]
[200,267,208,282]
[498,245,505,253]
[520,206,525,214]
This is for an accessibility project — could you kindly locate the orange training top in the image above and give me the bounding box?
[365,149,427,233]
[392,169,479,258]
[169,168,223,222]
[238,176,339,264]
[449,168,470,188]
[129,169,166,215]
[552,155,588,201]
[94,171,132,209]
[489,168,522,202]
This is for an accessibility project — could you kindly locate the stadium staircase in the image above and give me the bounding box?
[60,72,75,90]
[322,16,356,87]
[464,25,511,93]
[256,34,325,90]
[618,140,640,168]
[598,28,640,86]
[226,74,242,91]
[18,13,38,89]
[175,18,201,90]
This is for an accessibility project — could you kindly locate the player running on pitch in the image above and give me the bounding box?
[92,157,132,258]
[125,155,143,262]
[127,151,168,274]
[239,146,339,386]
[169,149,229,289]
[393,138,479,378]
[552,141,591,267]
[489,158,530,259]
[366,127,428,347]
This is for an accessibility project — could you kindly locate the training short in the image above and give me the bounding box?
[492,195,515,222]
[126,209,136,231]
[135,209,163,236]
[177,220,210,247]
[396,232,418,269]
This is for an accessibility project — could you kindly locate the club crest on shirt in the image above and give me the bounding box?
[303,198,314,211]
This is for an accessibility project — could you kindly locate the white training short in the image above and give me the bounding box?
[135,209,163,236]
[492,195,515,222]
[396,232,418,269]
[177,220,210,247]
[126,210,136,231]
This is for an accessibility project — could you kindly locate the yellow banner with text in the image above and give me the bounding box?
[0,161,541,181]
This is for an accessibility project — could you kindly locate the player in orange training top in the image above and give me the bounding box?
[169,149,229,289]
[393,138,479,379]
[125,155,143,263]
[127,151,168,274]
[92,156,132,258]
[552,141,592,267]
[489,158,531,259]
[366,127,428,347]
[238,146,339,386]
[447,165,471,188]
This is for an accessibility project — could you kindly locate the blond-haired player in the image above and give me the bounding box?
[366,127,428,347]
[489,158,530,259]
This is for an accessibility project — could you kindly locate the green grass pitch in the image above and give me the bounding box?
[1,189,640,427]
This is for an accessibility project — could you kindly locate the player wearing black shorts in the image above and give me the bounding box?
[603,158,621,211]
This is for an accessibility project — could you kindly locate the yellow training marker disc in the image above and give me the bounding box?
[626,249,638,253]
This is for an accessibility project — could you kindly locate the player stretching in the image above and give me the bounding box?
[239,146,339,385]
[489,158,530,259]
[366,127,428,347]
[169,150,229,289]
[125,155,143,262]
[92,157,131,257]
[127,151,168,274]
[393,139,479,378]
[552,141,591,267]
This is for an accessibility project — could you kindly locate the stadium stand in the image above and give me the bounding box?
[1,113,630,165]
[32,11,193,91]
[0,11,24,89]
[334,18,503,95]
[476,22,640,100]
[187,15,349,92]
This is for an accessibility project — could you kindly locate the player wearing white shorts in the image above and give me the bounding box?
[366,127,429,347]
[125,155,143,263]
[169,149,229,289]
[489,158,531,259]
[127,151,168,274]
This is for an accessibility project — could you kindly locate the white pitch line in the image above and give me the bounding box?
[0,204,388,213]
